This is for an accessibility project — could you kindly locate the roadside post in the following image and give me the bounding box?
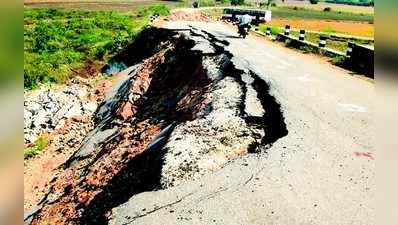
[299,30,305,41]
[319,36,327,48]
[266,27,271,36]
[284,25,290,36]
[346,42,354,57]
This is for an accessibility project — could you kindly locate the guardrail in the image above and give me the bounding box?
[252,25,374,78]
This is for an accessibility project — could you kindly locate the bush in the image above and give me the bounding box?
[269,25,282,35]
[258,24,267,33]
[331,55,346,65]
[309,0,319,4]
[231,0,245,6]
[323,7,332,12]
[258,24,282,35]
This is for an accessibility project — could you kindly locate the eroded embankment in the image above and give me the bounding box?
[25,27,287,225]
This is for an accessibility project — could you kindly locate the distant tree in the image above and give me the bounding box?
[266,0,275,9]
[309,0,319,4]
[231,0,245,5]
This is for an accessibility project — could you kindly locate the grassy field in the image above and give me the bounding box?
[269,6,373,23]
[276,1,373,14]
[204,4,374,37]
[24,0,184,11]
[24,5,169,90]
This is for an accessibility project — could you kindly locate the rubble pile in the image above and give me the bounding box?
[24,81,97,145]
[169,9,211,22]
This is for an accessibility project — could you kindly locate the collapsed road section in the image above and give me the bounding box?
[24,27,287,225]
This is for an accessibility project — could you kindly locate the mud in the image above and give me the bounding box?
[25,27,287,225]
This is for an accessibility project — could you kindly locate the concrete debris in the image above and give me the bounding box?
[24,83,98,145]
[161,76,264,187]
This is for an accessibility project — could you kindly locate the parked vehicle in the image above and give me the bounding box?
[222,8,272,24]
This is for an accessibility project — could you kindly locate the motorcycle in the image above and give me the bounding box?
[237,24,251,38]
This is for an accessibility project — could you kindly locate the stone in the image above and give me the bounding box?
[82,102,97,114]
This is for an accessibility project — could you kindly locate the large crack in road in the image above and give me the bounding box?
[25,27,287,225]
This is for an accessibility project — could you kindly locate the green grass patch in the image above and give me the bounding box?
[321,26,338,34]
[258,24,282,35]
[194,0,240,7]
[269,6,373,22]
[325,0,374,6]
[289,30,373,52]
[24,5,169,90]
[198,0,218,7]
[24,135,50,159]
[331,55,346,65]
[137,4,170,17]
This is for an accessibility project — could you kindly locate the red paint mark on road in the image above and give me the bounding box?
[353,152,374,160]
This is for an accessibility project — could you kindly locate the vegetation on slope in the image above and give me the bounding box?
[24,5,169,90]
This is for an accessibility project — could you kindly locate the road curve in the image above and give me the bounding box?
[111,21,374,225]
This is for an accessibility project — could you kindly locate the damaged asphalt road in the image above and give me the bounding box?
[110,22,374,225]
[25,21,374,225]
[25,26,288,225]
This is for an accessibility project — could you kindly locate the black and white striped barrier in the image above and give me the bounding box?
[284,25,290,36]
[299,29,305,41]
[266,27,271,36]
[319,36,327,48]
[346,42,354,57]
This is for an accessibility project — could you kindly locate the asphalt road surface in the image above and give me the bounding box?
[110,21,374,225]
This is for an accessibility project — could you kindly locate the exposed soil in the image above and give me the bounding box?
[71,59,104,79]
[26,29,210,225]
[169,9,211,22]
[266,18,374,37]
[24,76,112,211]
[24,118,93,212]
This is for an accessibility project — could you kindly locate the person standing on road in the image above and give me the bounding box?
[237,14,252,37]
[239,14,252,27]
